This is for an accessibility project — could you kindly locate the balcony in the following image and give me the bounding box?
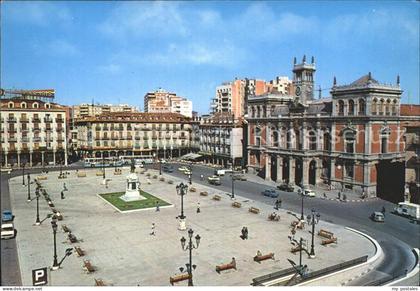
[44,118,53,123]
[102,137,110,140]
[111,136,118,140]
[20,118,29,123]
[55,118,64,123]
[8,128,17,133]
[7,118,17,123]
[33,118,41,123]
[21,137,30,143]
[8,137,17,142]
[134,136,141,140]
[57,138,65,142]
[45,128,52,132]
[33,137,41,142]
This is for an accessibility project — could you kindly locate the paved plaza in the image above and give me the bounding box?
[9,167,376,286]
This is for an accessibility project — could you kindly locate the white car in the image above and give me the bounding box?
[1,223,15,240]
[178,166,189,172]
[303,189,316,197]
[184,170,192,175]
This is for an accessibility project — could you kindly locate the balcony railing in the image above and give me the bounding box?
[44,118,53,123]
[7,118,17,123]
[21,137,30,143]
[33,137,41,142]
[8,137,17,142]
[55,118,64,123]
[20,118,29,123]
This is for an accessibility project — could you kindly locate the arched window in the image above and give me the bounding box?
[251,107,256,118]
[385,99,391,115]
[338,100,344,116]
[379,99,385,115]
[381,135,388,153]
[8,102,14,108]
[255,126,261,147]
[358,99,366,115]
[45,103,51,109]
[295,130,302,150]
[257,106,261,118]
[323,132,331,151]
[33,102,39,109]
[391,100,397,116]
[308,129,317,150]
[20,102,27,109]
[271,129,279,147]
[372,98,378,115]
[348,99,355,116]
[344,131,355,153]
[262,105,266,118]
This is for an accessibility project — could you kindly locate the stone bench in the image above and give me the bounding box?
[169,273,191,285]
[96,171,104,176]
[189,187,197,192]
[37,175,48,181]
[231,202,242,208]
[268,213,280,221]
[83,260,95,273]
[291,220,304,229]
[94,278,106,286]
[249,207,260,214]
[200,191,208,196]
[68,233,78,243]
[74,246,85,257]
[291,245,302,254]
[321,237,338,246]
[253,252,275,263]
[62,224,70,233]
[212,195,221,201]
[318,229,334,239]
[77,172,87,178]
[216,258,237,273]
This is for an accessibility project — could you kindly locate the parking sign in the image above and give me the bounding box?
[32,267,48,286]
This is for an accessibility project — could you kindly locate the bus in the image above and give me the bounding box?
[83,157,116,168]
[118,155,154,165]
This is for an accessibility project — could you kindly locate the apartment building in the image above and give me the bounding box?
[0,98,68,167]
[72,103,139,118]
[144,88,192,117]
[75,112,198,159]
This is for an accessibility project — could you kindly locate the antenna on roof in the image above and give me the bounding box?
[368,72,372,80]
[318,86,321,99]
[333,76,337,86]
[293,57,297,65]
[397,75,400,86]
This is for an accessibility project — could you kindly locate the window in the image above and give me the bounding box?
[45,103,51,109]
[358,99,366,115]
[344,131,355,153]
[344,162,354,178]
[323,132,331,151]
[270,105,276,117]
[287,130,292,149]
[308,130,317,150]
[33,102,39,109]
[379,99,385,115]
[257,106,261,118]
[381,136,388,153]
[8,102,14,108]
[271,129,279,147]
[348,100,355,116]
[372,98,377,115]
[338,100,344,116]
[392,100,397,116]
[21,102,27,109]
[295,130,302,150]
[385,99,391,116]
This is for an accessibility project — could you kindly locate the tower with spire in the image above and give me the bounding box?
[292,55,316,104]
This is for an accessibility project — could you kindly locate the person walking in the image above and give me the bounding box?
[155,201,160,212]
[197,202,201,213]
[150,223,156,236]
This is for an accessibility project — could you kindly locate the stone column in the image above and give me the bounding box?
[53,150,56,165]
[265,154,271,180]
[17,152,21,167]
[289,158,295,184]
[41,152,45,165]
[316,158,323,185]
[29,152,33,167]
[302,159,309,187]
[276,156,283,183]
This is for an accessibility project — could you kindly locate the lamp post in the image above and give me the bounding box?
[298,188,304,221]
[231,174,237,199]
[180,229,201,286]
[188,163,193,185]
[159,159,162,176]
[306,209,321,258]
[22,163,26,186]
[176,182,188,230]
[51,217,59,270]
[102,154,106,180]
[35,189,41,225]
[27,173,31,202]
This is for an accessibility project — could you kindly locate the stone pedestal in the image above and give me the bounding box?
[178,219,186,231]
[120,172,145,202]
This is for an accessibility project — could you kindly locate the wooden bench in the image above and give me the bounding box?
[291,245,302,254]
[318,229,334,239]
[62,224,70,233]
[83,260,95,273]
[216,258,237,273]
[169,273,191,285]
[212,195,221,201]
[77,172,87,177]
[200,191,208,196]
[232,201,242,208]
[253,252,275,263]
[114,170,122,175]
[94,279,106,286]
[268,213,280,221]
[68,233,78,243]
[96,171,104,176]
[74,246,85,257]
[37,175,48,180]
[322,237,338,246]
[249,207,260,214]
[291,220,304,229]
[189,187,197,192]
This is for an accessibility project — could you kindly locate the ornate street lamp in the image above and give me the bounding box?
[22,163,26,186]
[176,183,188,230]
[180,229,201,286]
[306,209,321,258]
[51,217,59,270]
[159,159,162,176]
[188,163,193,185]
[27,173,31,202]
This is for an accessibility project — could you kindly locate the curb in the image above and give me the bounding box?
[384,248,420,286]
[296,226,383,286]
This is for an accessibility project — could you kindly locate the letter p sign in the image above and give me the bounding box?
[32,267,48,286]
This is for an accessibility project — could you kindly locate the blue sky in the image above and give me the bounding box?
[2,1,419,114]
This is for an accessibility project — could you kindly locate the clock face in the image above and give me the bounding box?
[295,86,301,96]
[306,85,313,93]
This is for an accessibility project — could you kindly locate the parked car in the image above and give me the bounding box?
[393,202,420,220]
[184,170,192,175]
[262,189,279,198]
[303,189,316,197]
[2,210,13,222]
[1,223,15,239]
[277,183,294,192]
[370,212,385,222]
[208,175,221,186]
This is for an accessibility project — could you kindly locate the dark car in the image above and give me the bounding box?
[277,183,294,192]
[262,189,279,198]
[162,165,174,173]
[2,210,13,222]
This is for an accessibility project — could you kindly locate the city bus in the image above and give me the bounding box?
[83,157,116,168]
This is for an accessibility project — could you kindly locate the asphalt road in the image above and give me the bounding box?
[1,162,419,286]
[153,162,420,285]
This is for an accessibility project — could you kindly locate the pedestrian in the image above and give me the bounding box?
[63,183,67,191]
[150,223,156,236]
[61,190,65,199]
[155,201,160,212]
[244,227,249,240]
[240,227,246,240]
[381,206,386,214]
[197,202,201,213]
[338,191,341,200]
[323,192,327,199]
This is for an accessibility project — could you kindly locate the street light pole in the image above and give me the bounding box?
[180,229,201,286]
[298,189,304,221]
[231,175,235,199]
[51,217,59,270]
[102,155,105,180]
[306,209,321,258]
[188,163,193,185]
[176,183,188,230]
[159,159,162,176]
[27,173,31,202]
[22,163,25,186]
[35,189,41,225]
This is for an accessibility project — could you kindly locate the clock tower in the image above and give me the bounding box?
[292,55,316,104]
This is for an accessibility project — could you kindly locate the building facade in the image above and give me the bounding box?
[198,112,243,168]
[144,88,192,117]
[72,103,139,119]
[1,98,68,167]
[75,112,199,159]
[247,56,407,201]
